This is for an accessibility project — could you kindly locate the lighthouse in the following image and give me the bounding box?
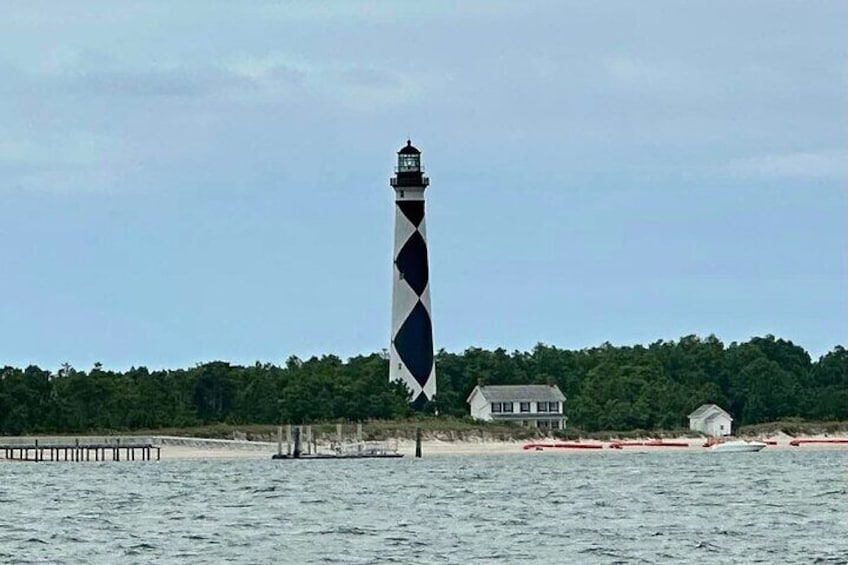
[389,140,436,407]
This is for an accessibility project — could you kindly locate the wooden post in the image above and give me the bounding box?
[286,425,292,456]
[415,428,422,458]
[277,426,283,458]
[293,427,302,458]
[336,423,343,449]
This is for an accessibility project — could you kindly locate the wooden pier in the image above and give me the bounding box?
[1,439,160,462]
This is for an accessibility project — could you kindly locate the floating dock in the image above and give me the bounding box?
[272,451,402,460]
[271,424,405,460]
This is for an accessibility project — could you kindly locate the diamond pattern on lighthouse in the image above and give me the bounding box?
[397,200,425,227]
[395,231,429,296]
[394,300,434,388]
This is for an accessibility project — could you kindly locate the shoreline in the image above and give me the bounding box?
[2,432,848,460]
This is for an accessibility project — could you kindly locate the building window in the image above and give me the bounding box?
[549,402,559,414]
[538,420,549,429]
[551,420,560,430]
[400,190,405,198]
[522,420,529,427]
[537,402,548,413]
[502,402,513,413]
[491,402,502,413]
[519,402,530,413]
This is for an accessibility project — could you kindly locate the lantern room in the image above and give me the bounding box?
[397,140,421,172]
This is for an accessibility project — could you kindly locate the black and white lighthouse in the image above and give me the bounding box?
[389,140,436,407]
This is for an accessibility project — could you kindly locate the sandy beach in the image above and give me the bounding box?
[3,431,848,461]
[394,432,848,456]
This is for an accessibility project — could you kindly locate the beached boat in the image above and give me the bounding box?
[710,439,767,453]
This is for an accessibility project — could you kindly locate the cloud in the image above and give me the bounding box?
[0,133,135,192]
[726,150,848,180]
[604,55,651,82]
[225,54,307,85]
[225,53,425,111]
[76,68,244,97]
[0,133,124,167]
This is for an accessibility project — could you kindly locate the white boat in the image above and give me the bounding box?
[710,439,767,453]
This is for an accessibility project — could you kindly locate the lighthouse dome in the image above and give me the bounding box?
[398,140,421,155]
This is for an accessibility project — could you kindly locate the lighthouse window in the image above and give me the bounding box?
[400,155,419,170]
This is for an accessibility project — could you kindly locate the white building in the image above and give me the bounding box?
[467,384,567,430]
[688,404,733,437]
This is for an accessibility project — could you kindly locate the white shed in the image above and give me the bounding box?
[688,404,733,437]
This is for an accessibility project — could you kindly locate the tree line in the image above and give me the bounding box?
[0,335,845,435]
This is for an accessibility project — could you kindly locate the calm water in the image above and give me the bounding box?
[1,449,846,564]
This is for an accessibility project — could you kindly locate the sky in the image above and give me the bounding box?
[1,1,845,372]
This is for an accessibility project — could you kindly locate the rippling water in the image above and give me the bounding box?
[1,449,846,564]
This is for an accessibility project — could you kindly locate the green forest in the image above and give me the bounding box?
[0,334,845,436]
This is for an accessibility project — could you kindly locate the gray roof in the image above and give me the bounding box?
[474,385,566,403]
[688,404,731,420]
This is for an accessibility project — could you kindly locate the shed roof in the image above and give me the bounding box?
[688,403,732,420]
[470,384,565,403]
